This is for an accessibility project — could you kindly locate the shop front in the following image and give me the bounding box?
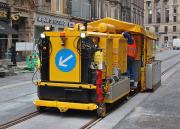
[0,2,17,59]
[34,13,70,43]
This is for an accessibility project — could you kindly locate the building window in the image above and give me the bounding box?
[156,8,161,23]
[173,16,177,22]
[146,27,149,30]
[165,9,169,23]
[156,0,161,6]
[164,26,168,33]
[147,1,152,7]
[148,9,152,24]
[173,36,177,39]
[174,8,177,13]
[155,26,159,32]
[164,0,169,5]
[173,0,177,4]
[173,26,177,32]
[164,36,168,42]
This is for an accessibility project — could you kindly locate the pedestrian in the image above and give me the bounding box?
[10,44,17,66]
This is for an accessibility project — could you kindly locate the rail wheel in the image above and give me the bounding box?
[97,103,106,118]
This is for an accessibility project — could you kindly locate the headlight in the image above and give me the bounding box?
[40,33,46,39]
[80,33,86,38]
[44,25,52,31]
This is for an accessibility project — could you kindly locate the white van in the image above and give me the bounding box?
[173,39,180,50]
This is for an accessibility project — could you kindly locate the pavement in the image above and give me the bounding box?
[113,64,180,129]
[0,73,33,87]
[155,50,180,61]
[0,49,180,128]
[0,72,37,125]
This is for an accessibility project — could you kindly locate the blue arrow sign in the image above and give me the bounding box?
[55,49,76,72]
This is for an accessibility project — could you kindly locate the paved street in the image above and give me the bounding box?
[155,50,180,61]
[1,0,180,128]
[0,73,37,125]
[0,49,178,129]
[113,64,180,129]
[90,50,180,129]
[0,73,33,87]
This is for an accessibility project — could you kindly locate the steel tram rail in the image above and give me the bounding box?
[1,53,180,129]
[80,54,180,129]
[0,111,40,129]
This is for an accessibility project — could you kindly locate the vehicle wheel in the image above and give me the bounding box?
[36,106,45,113]
[97,103,106,118]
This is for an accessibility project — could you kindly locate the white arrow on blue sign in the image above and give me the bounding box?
[55,49,76,72]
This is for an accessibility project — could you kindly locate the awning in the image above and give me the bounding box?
[0,21,18,34]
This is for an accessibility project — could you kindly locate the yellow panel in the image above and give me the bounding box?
[140,67,146,92]
[34,100,56,107]
[49,32,81,83]
[56,101,98,111]
[147,38,155,61]
[38,82,96,89]
[34,100,98,111]
[99,38,113,77]
[113,36,127,73]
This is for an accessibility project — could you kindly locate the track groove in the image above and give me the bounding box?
[1,52,180,129]
[0,111,39,129]
[81,53,180,129]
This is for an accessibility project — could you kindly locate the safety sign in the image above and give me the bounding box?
[55,49,76,72]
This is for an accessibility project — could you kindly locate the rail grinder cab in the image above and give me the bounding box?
[34,18,160,117]
[88,18,160,92]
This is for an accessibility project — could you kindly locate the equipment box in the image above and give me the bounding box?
[146,60,161,90]
[105,77,130,102]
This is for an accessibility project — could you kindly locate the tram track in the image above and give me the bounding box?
[80,53,180,129]
[161,52,180,75]
[161,60,180,75]
[1,52,180,129]
[160,52,180,62]
[80,117,103,129]
[0,111,40,129]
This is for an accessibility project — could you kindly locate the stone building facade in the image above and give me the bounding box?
[144,0,180,47]
[131,0,144,25]
[90,0,144,25]
[0,0,70,59]
[0,1,12,59]
[0,0,144,60]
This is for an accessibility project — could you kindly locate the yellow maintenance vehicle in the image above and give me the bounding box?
[34,18,161,117]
